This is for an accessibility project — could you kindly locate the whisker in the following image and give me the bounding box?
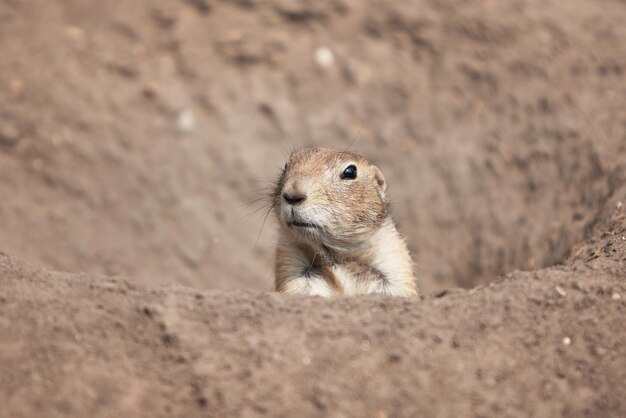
[269,132,290,158]
[226,193,273,212]
[233,188,274,199]
[254,205,275,251]
[286,129,296,153]
[240,198,273,211]
[345,125,362,152]
[245,179,278,184]
[238,187,275,198]
[240,201,276,219]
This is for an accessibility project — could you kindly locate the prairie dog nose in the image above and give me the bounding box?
[282,191,307,205]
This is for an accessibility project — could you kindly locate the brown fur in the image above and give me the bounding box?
[272,147,417,297]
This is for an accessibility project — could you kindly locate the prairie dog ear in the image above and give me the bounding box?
[372,165,387,193]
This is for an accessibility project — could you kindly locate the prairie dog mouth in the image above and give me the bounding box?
[283,206,320,230]
[287,221,319,229]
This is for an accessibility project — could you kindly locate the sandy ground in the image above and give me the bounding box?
[0,0,625,416]
[0,195,624,416]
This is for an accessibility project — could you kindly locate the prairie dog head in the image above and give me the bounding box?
[273,147,388,250]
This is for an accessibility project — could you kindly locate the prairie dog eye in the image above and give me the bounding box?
[340,164,357,180]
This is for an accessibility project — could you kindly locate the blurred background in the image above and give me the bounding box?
[0,0,624,294]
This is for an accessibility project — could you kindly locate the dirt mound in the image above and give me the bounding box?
[0,191,624,416]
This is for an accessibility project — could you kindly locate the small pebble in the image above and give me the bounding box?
[302,356,311,365]
[177,109,195,132]
[617,201,623,209]
[555,286,567,297]
[314,46,334,68]
[562,337,571,346]
[612,292,621,301]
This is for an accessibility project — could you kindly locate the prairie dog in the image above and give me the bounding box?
[272,147,417,297]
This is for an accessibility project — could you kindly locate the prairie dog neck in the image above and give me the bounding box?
[322,218,413,282]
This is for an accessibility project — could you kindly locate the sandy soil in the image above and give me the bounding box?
[0,198,624,417]
[0,0,625,416]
